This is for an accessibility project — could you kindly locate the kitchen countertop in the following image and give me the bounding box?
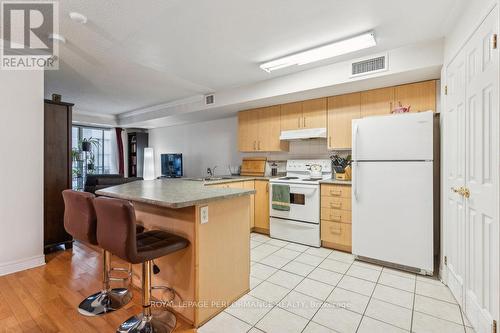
[95,178,256,209]
[200,175,280,184]
[319,178,352,185]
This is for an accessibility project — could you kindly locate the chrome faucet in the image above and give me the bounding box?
[207,165,217,177]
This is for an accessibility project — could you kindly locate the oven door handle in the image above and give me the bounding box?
[288,187,318,196]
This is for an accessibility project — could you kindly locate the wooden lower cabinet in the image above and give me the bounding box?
[254,180,270,233]
[321,220,352,252]
[320,183,352,252]
[208,180,266,232]
[243,181,255,229]
[321,196,351,210]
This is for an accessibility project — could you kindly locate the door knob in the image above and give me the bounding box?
[460,187,470,198]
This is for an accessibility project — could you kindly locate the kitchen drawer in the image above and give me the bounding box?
[320,208,351,223]
[321,196,351,210]
[321,184,351,198]
[321,221,352,248]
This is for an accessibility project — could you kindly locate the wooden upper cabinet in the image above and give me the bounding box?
[302,98,327,129]
[238,109,259,151]
[238,106,288,152]
[394,80,436,113]
[327,93,361,150]
[258,105,287,151]
[361,87,394,118]
[280,102,303,131]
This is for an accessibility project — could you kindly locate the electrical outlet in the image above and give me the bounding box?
[200,206,209,224]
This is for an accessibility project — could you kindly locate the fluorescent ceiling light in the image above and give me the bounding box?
[260,31,376,73]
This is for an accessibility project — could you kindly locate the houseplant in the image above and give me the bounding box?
[80,137,100,152]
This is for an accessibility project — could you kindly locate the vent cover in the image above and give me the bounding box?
[351,55,387,76]
[205,94,215,105]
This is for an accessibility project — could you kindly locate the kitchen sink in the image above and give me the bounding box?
[185,177,235,181]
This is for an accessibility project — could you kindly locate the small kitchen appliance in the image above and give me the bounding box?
[269,159,332,247]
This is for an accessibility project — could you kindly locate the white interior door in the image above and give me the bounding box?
[443,45,467,306]
[443,6,499,333]
[463,7,499,333]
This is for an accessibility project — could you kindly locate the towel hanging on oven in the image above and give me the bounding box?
[271,184,290,211]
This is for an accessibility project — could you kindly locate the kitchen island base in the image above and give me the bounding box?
[130,195,250,328]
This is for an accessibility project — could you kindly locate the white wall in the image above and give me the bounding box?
[149,117,243,177]
[0,70,45,275]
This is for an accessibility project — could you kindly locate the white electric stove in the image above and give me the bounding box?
[269,159,332,247]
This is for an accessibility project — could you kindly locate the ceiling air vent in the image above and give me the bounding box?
[351,55,387,77]
[205,94,215,105]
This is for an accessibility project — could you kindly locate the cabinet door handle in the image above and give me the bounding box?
[303,117,306,128]
[330,226,342,234]
[330,202,341,209]
[389,101,393,113]
[330,190,342,196]
[298,117,301,128]
[329,214,342,222]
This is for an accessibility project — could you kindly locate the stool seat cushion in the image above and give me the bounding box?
[133,230,189,264]
[95,196,189,264]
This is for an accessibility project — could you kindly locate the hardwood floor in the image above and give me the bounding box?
[0,242,195,333]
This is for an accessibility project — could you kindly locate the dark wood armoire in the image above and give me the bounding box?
[44,99,73,252]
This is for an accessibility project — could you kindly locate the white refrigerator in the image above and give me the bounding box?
[352,111,434,274]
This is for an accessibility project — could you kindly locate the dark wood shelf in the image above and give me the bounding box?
[127,132,148,178]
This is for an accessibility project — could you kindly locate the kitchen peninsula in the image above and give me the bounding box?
[96,179,254,327]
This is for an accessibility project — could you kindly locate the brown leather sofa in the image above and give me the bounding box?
[84,174,143,194]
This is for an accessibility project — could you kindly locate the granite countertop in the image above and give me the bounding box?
[95,178,256,209]
[319,178,352,185]
[200,175,279,185]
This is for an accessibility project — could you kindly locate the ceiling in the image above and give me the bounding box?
[45,0,465,116]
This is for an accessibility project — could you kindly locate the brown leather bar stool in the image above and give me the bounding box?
[62,190,133,316]
[94,196,189,333]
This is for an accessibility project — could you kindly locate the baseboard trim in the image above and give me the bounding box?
[0,255,45,276]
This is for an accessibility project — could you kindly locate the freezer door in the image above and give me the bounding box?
[352,161,433,272]
[352,111,433,161]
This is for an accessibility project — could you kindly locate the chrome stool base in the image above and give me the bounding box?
[78,288,132,316]
[117,311,176,333]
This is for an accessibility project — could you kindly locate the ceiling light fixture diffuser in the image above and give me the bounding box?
[260,31,376,73]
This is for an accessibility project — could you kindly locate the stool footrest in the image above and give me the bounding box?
[151,285,177,302]
[107,266,132,282]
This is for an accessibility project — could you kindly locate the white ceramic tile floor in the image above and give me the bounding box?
[199,233,477,333]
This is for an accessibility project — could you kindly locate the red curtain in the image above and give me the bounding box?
[115,128,124,175]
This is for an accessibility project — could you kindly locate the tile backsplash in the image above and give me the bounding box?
[244,139,351,161]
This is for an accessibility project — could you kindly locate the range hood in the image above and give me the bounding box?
[279,127,327,140]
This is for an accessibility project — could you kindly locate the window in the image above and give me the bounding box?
[72,125,114,190]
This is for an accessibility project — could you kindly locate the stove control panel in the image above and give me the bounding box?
[286,159,332,172]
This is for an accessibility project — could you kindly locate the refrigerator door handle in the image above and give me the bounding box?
[353,161,359,201]
[353,123,359,161]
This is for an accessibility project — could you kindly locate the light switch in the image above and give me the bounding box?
[200,206,209,224]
